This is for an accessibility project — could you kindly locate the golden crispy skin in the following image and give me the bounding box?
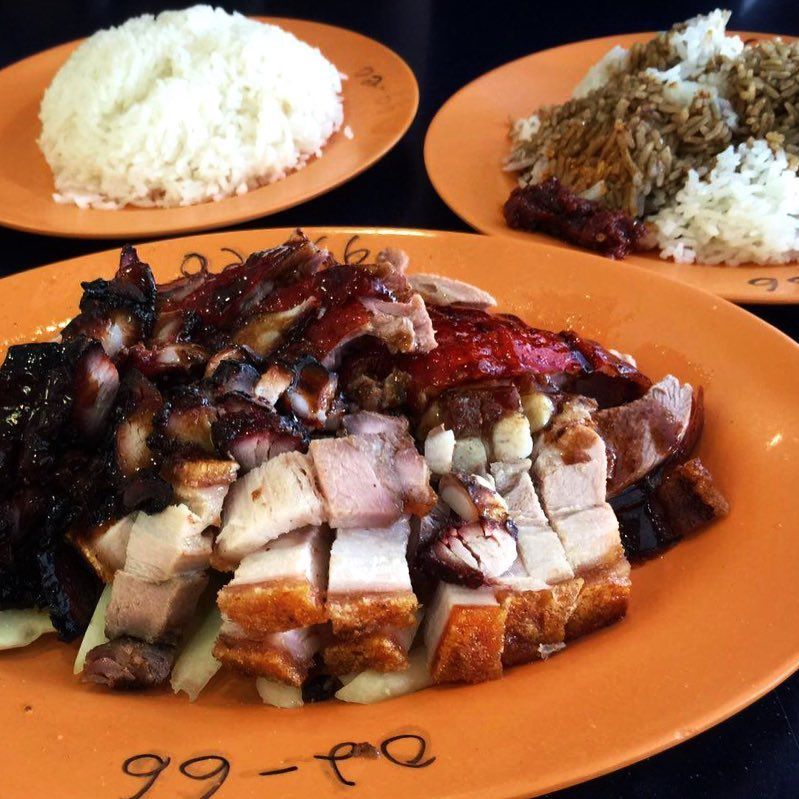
[217,579,328,634]
[327,591,418,637]
[498,578,583,667]
[212,636,307,686]
[430,604,508,684]
[566,558,631,640]
[323,633,410,674]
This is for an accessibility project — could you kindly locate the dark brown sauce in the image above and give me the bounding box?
[610,471,680,561]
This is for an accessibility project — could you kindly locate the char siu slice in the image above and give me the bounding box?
[326,518,417,637]
[420,473,518,588]
[83,637,175,689]
[216,452,325,562]
[213,619,322,686]
[423,582,507,684]
[217,526,329,634]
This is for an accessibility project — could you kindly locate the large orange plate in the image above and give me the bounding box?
[424,32,799,304]
[1,228,798,799]
[0,19,418,239]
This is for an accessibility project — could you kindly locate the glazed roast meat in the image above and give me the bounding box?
[0,231,728,693]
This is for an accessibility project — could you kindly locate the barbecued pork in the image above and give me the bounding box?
[217,526,329,634]
[83,637,175,689]
[1,232,729,698]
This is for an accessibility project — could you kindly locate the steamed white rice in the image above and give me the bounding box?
[652,140,799,265]
[38,5,345,209]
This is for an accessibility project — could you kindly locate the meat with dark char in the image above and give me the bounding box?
[655,458,729,536]
[504,178,651,259]
[82,637,175,689]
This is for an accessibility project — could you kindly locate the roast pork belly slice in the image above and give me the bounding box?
[309,433,434,529]
[213,620,322,686]
[595,375,694,497]
[491,465,580,666]
[82,637,175,689]
[216,452,325,562]
[533,403,631,635]
[533,423,607,516]
[494,527,581,666]
[549,504,624,574]
[217,526,329,634]
[324,618,419,675]
[564,559,631,640]
[124,504,211,583]
[326,519,418,636]
[495,577,582,667]
[407,273,497,309]
[104,570,208,645]
[424,582,507,684]
[75,514,138,583]
[163,459,239,528]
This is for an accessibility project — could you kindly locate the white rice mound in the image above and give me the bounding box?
[652,140,799,265]
[38,5,345,209]
[572,10,743,99]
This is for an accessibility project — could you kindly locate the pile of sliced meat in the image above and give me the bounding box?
[0,231,728,691]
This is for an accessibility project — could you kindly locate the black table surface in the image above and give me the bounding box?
[2,1,798,796]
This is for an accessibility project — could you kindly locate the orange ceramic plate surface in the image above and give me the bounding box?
[1,228,798,799]
[0,19,418,239]
[424,32,799,304]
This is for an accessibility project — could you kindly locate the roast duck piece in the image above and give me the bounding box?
[0,231,727,692]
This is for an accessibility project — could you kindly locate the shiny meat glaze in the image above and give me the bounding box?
[0,232,727,696]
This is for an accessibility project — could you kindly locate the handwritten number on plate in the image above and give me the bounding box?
[381,734,436,769]
[121,754,171,799]
[314,741,360,786]
[343,235,370,264]
[179,755,231,799]
[748,277,778,292]
[353,66,384,87]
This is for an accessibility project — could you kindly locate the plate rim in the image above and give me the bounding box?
[3,225,799,799]
[423,29,799,305]
[0,18,419,239]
